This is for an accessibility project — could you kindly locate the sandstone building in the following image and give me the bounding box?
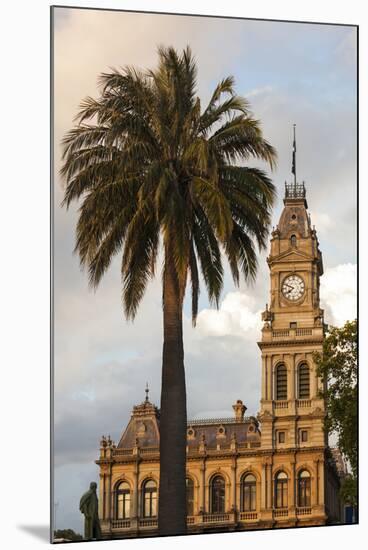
[96,181,344,538]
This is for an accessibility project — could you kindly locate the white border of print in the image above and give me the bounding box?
[0,1,365,549]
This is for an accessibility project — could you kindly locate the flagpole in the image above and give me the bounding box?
[293,124,296,190]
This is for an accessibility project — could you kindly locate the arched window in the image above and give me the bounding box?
[275,472,288,509]
[142,479,157,518]
[116,481,131,519]
[241,473,256,511]
[290,234,297,247]
[276,364,287,400]
[298,470,311,507]
[298,364,310,399]
[186,477,194,516]
[210,475,225,514]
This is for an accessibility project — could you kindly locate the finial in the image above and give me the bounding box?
[145,382,149,402]
[233,399,247,422]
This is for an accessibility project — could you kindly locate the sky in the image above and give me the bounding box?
[52,7,357,533]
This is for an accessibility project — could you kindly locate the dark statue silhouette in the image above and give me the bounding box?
[79,482,101,540]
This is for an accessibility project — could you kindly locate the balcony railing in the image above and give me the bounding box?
[285,182,306,199]
[189,416,251,425]
[264,327,322,343]
[202,513,231,524]
[297,507,312,516]
[187,516,196,525]
[109,510,312,531]
[296,328,313,336]
[273,329,290,338]
[297,399,311,408]
[274,400,288,409]
[139,518,158,528]
[113,448,133,456]
[274,508,288,518]
[139,447,159,455]
[111,519,131,529]
[239,512,258,521]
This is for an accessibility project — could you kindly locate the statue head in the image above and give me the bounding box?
[89,482,97,491]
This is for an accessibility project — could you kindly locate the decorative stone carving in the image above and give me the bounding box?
[232,399,247,422]
[262,303,273,323]
[216,425,226,438]
[199,432,207,453]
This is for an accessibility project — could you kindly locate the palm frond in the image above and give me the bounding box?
[189,240,200,326]
[60,45,277,320]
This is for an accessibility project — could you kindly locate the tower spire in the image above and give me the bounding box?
[291,123,297,189]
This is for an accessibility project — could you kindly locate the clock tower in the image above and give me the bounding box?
[258,177,326,449]
[254,153,334,527]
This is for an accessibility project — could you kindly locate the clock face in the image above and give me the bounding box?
[282,275,305,301]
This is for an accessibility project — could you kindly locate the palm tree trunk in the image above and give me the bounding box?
[158,250,187,536]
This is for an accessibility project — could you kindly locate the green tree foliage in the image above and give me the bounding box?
[53,529,83,541]
[315,319,357,506]
[60,46,276,534]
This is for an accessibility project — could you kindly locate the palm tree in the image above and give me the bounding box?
[60,46,277,536]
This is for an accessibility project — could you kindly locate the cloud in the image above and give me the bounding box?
[320,263,357,326]
[309,211,334,234]
[196,292,262,337]
[246,85,274,99]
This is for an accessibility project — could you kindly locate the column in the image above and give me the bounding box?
[262,356,267,401]
[132,462,139,520]
[99,473,105,520]
[106,469,112,520]
[269,464,273,509]
[261,464,266,509]
[313,459,319,507]
[128,462,139,532]
[290,354,296,401]
[290,459,296,511]
[231,459,237,512]
[267,356,273,401]
[310,357,318,398]
[200,462,206,513]
[318,459,325,506]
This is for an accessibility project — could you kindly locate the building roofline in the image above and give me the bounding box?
[187,416,254,426]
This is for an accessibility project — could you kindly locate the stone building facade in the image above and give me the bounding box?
[96,182,344,538]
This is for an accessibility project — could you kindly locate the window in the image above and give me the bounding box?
[290,322,297,329]
[242,474,256,511]
[298,364,310,398]
[278,431,285,443]
[275,472,288,508]
[276,364,287,400]
[116,481,131,519]
[298,470,311,507]
[217,426,226,437]
[290,234,297,247]
[187,427,195,438]
[210,475,225,514]
[142,479,157,518]
[186,477,194,516]
[301,430,308,442]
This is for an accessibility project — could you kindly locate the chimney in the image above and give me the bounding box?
[233,399,247,422]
